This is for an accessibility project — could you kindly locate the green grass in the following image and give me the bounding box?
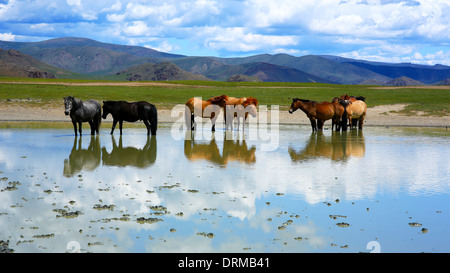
[0,78,449,116]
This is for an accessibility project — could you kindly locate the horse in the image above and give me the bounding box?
[63,96,102,136]
[225,97,258,130]
[102,101,158,135]
[338,95,367,129]
[288,98,347,132]
[185,95,229,131]
[63,135,100,177]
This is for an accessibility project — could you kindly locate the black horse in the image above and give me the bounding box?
[64,96,102,136]
[102,101,157,135]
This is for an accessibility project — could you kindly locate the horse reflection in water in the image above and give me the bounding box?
[184,132,256,167]
[63,136,101,177]
[102,135,157,168]
[289,130,365,163]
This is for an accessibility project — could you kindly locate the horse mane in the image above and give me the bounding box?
[339,94,365,101]
[103,100,120,105]
[69,96,83,108]
[207,95,229,104]
[293,98,313,103]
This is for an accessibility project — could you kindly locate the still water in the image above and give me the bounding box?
[0,124,449,253]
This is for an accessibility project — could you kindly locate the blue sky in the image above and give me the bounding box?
[1,0,449,65]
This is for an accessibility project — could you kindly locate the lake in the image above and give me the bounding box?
[0,124,449,253]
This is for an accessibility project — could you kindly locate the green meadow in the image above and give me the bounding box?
[0,78,449,116]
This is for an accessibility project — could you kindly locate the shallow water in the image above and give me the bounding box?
[0,124,449,253]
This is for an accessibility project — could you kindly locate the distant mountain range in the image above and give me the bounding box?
[1,37,450,85]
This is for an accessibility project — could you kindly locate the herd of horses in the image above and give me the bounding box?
[289,95,367,132]
[63,94,367,136]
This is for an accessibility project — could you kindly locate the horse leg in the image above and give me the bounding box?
[78,122,82,136]
[89,120,95,135]
[144,120,151,135]
[119,120,123,135]
[150,107,157,135]
[72,121,78,137]
[95,111,101,135]
[359,116,365,129]
[110,119,119,135]
[211,115,218,132]
[309,118,317,132]
[317,120,324,130]
[191,113,195,130]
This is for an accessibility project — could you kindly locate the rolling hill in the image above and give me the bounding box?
[238,62,334,83]
[0,37,185,76]
[171,57,333,83]
[0,37,185,59]
[113,62,211,81]
[321,55,450,84]
[0,48,81,79]
[383,76,425,86]
[2,37,450,84]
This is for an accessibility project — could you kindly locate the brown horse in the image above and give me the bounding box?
[338,95,367,129]
[288,98,347,132]
[185,95,229,131]
[225,97,258,130]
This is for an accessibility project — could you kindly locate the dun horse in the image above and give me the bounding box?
[338,95,367,129]
[288,98,348,132]
[102,101,158,135]
[226,97,258,130]
[63,96,102,136]
[185,95,229,131]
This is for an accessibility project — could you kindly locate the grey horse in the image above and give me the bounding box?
[63,96,102,136]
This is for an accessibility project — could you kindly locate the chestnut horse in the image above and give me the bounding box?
[225,97,258,130]
[185,95,229,131]
[339,95,367,129]
[288,98,347,132]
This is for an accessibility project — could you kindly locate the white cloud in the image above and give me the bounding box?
[66,0,81,6]
[0,32,15,41]
[101,1,122,13]
[123,21,151,37]
[147,40,179,53]
[203,27,298,52]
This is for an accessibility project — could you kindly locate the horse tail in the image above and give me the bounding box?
[95,102,102,134]
[185,101,193,130]
[339,99,348,131]
[150,104,157,135]
[98,107,102,131]
[341,106,348,131]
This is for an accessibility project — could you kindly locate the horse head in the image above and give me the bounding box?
[243,97,258,117]
[244,97,258,106]
[63,96,75,115]
[289,98,301,114]
[102,101,114,119]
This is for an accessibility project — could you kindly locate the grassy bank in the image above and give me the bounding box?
[0,78,449,116]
